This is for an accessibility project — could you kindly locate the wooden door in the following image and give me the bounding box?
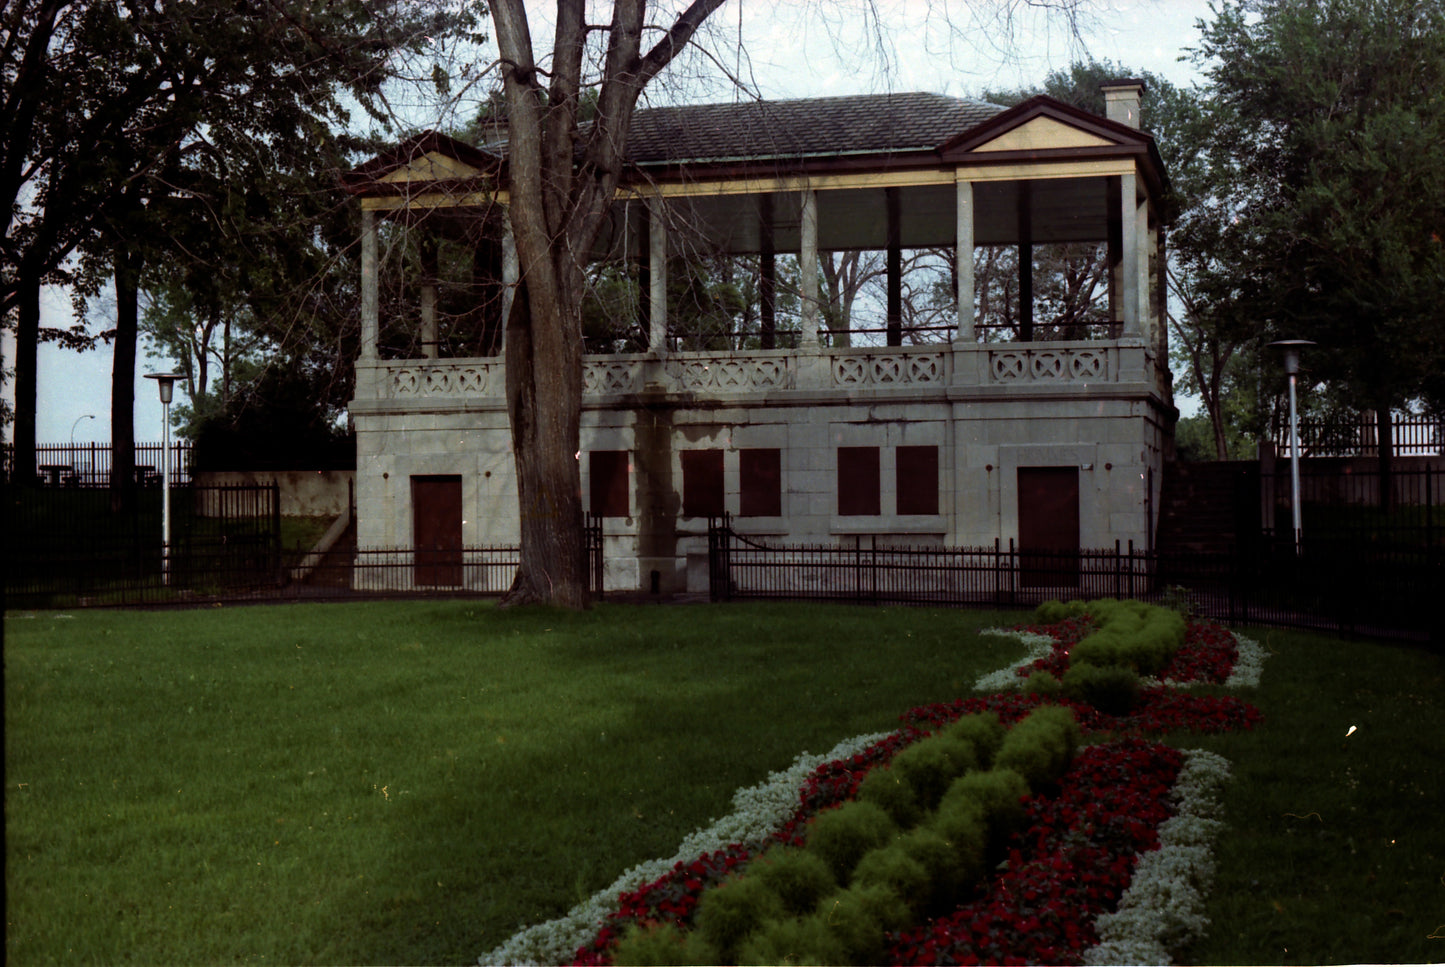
[1018,467,1079,588]
[412,475,463,587]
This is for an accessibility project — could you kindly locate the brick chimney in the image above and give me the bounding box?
[1101,79,1146,129]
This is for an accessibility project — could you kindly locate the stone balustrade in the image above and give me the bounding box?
[359,339,1159,407]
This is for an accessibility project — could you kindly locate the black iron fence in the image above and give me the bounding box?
[3,442,194,487]
[4,503,604,608]
[6,483,281,605]
[1273,413,1444,457]
[1260,464,1440,543]
[706,517,1442,645]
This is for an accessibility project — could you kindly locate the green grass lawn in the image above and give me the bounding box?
[4,602,1442,966]
[1177,626,1445,966]
[4,602,1022,965]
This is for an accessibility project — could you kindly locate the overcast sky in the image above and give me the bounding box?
[7,0,1215,445]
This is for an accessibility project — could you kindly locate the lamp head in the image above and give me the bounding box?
[1266,339,1315,376]
[143,372,185,405]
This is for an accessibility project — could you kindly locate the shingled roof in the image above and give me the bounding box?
[622,92,1005,165]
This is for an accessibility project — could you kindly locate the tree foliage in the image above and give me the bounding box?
[2,0,472,485]
[1191,0,1445,464]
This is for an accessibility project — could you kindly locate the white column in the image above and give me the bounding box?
[420,284,438,359]
[1120,170,1141,337]
[1137,198,1151,341]
[955,179,976,343]
[649,199,668,354]
[360,207,379,359]
[501,214,517,351]
[800,188,820,346]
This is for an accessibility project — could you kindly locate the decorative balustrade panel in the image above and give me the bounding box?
[378,344,1141,403]
[829,349,948,387]
[583,359,642,395]
[668,354,793,392]
[389,362,499,398]
[987,346,1110,384]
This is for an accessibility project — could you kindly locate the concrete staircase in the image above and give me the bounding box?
[1155,460,1260,555]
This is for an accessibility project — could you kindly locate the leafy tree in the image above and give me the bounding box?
[1191,0,1445,482]
[189,366,353,473]
[3,0,470,488]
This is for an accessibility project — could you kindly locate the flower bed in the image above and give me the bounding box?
[889,738,1183,965]
[480,612,1263,967]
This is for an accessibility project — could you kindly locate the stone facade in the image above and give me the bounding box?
[344,84,1175,593]
[350,340,1170,593]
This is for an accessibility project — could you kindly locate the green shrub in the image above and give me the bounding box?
[806,801,898,883]
[612,922,721,966]
[888,735,978,810]
[1072,599,1186,676]
[850,843,930,911]
[993,705,1080,787]
[1062,661,1143,715]
[928,792,991,886]
[938,712,1006,767]
[894,825,960,914]
[749,847,836,918]
[938,768,1030,839]
[820,883,911,965]
[1023,670,1064,697]
[737,915,843,967]
[854,765,923,828]
[1035,599,1090,623]
[693,873,784,961]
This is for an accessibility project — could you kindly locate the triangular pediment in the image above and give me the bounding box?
[342,130,501,196]
[940,95,1152,160]
[969,115,1116,153]
[379,151,485,184]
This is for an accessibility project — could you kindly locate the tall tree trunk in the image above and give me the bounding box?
[488,0,724,608]
[501,274,588,609]
[110,249,140,513]
[13,261,40,485]
[222,312,232,405]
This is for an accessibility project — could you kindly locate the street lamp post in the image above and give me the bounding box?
[144,373,185,585]
[70,414,95,486]
[1267,340,1315,555]
[69,413,95,447]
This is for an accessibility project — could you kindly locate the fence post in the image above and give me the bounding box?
[1008,537,1017,605]
[271,481,282,585]
[1427,463,1435,555]
[854,535,863,605]
[1228,544,1239,626]
[871,535,879,606]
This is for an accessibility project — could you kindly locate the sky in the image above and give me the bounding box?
[4,0,1216,445]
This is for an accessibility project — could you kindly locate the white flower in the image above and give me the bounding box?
[1083,749,1232,966]
[973,629,1056,691]
[477,730,894,966]
[1223,634,1266,688]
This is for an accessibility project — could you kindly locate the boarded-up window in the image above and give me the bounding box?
[681,449,725,518]
[740,448,782,517]
[837,446,881,516]
[1018,466,1080,588]
[896,446,939,515]
[589,451,630,517]
[412,475,463,587]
